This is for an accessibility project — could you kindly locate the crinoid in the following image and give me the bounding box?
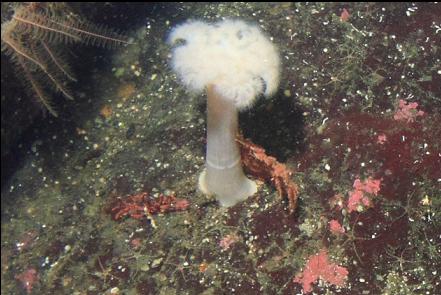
[1,3,132,117]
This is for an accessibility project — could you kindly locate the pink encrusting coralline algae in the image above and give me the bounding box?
[340,8,350,22]
[329,220,345,235]
[377,133,387,144]
[15,267,38,294]
[293,249,348,293]
[219,234,239,251]
[353,178,381,195]
[393,99,424,123]
[347,177,381,213]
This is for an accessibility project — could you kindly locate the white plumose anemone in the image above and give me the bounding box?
[168,19,280,207]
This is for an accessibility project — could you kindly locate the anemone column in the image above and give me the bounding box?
[198,85,256,206]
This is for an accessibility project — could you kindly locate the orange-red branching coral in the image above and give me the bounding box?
[109,192,189,221]
[237,135,299,213]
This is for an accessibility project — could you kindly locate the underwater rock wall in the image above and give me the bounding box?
[1,3,440,294]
